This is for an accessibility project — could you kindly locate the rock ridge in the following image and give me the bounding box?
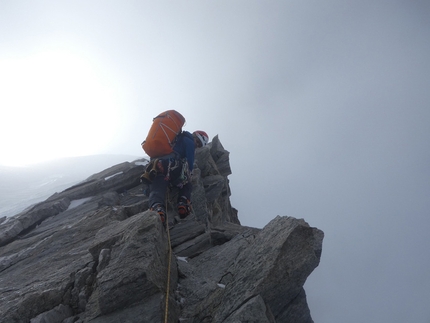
[0,136,323,323]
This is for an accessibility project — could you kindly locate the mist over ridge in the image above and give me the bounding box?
[0,154,140,218]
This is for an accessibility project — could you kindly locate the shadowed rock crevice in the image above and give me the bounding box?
[0,136,323,323]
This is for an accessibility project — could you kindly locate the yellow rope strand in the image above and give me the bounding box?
[164,194,172,323]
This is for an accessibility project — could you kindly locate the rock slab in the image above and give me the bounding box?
[0,137,323,323]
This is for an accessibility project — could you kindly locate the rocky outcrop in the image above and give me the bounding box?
[0,136,323,323]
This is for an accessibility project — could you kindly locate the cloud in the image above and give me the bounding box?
[1,1,430,322]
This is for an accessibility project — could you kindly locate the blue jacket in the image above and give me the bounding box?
[173,131,195,171]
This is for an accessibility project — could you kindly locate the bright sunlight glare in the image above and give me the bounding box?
[0,50,121,167]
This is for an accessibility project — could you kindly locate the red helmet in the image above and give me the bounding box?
[193,130,209,147]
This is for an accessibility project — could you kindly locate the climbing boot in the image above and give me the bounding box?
[151,203,166,225]
[177,197,191,219]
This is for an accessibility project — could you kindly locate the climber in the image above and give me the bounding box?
[147,130,209,224]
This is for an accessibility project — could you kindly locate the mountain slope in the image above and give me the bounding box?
[0,137,323,322]
[0,155,140,218]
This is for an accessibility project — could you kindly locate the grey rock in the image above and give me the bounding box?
[214,216,323,323]
[0,138,323,323]
[222,295,276,323]
[96,248,111,273]
[203,175,225,203]
[0,197,70,247]
[0,161,146,248]
[84,211,178,322]
[30,304,73,323]
[209,135,232,177]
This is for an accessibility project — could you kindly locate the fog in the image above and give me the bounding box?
[1,1,429,322]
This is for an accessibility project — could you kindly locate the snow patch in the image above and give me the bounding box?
[104,172,123,180]
[67,197,92,211]
[134,161,149,166]
[177,256,188,263]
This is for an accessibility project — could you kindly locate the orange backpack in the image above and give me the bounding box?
[141,110,186,158]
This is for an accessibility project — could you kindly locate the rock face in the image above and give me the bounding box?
[0,136,323,323]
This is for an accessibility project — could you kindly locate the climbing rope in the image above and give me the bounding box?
[164,194,172,323]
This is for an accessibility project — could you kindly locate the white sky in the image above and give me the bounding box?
[1,1,430,322]
[0,49,122,165]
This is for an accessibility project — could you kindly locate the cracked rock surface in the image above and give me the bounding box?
[0,136,323,323]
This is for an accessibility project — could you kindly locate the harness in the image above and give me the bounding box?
[140,155,190,188]
[165,157,190,188]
